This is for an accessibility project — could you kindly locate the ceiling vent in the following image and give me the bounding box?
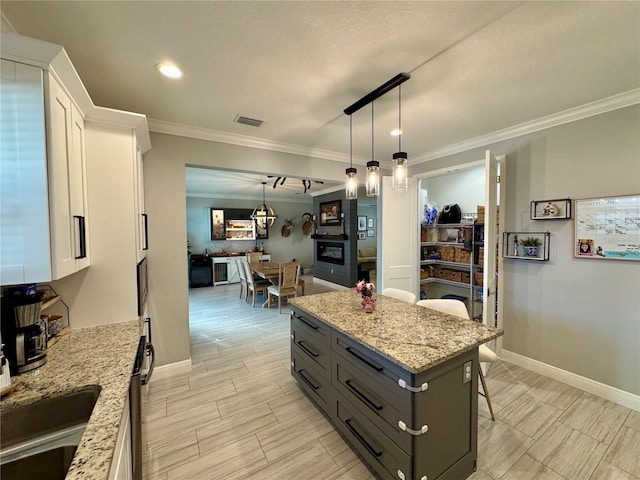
[234,115,263,127]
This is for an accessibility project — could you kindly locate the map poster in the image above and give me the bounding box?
[574,194,640,261]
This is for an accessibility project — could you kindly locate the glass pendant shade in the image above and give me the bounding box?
[392,152,408,192]
[251,182,278,228]
[345,167,358,200]
[366,160,380,197]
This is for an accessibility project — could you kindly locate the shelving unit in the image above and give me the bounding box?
[502,232,550,261]
[225,220,255,240]
[420,223,484,319]
[530,198,571,220]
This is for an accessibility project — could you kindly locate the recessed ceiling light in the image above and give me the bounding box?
[390,128,404,136]
[156,63,182,78]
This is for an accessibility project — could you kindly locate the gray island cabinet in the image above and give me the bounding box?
[289,291,503,480]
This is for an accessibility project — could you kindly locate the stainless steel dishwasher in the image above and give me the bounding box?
[131,332,154,480]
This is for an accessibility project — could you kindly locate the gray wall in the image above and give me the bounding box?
[312,191,358,287]
[411,105,640,395]
[144,132,347,366]
[187,196,314,267]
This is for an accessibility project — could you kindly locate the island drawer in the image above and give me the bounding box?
[291,309,331,347]
[291,322,331,380]
[333,353,411,453]
[336,393,411,480]
[291,352,332,415]
[333,331,411,392]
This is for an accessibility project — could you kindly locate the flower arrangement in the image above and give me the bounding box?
[356,280,376,312]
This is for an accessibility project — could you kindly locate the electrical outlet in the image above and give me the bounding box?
[463,361,472,384]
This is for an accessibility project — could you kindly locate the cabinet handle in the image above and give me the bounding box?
[142,214,149,250]
[345,418,382,458]
[297,369,319,390]
[297,340,319,358]
[345,346,383,372]
[345,379,383,411]
[297,315,319,331]
[74,215,87,259]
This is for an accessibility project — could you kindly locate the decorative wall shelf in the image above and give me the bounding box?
[503,232,550,261]
[530,198,571,220]
[311,234,348,240]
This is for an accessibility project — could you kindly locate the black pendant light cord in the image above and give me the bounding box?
[349,115,353,168]
[398,84,402,152]
[371,102,374,162]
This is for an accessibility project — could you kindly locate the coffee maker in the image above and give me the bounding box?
[0,294,47,375]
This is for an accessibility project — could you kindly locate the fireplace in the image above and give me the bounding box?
[317,241,344,265]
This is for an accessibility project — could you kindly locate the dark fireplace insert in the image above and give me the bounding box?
[317,241,344,265]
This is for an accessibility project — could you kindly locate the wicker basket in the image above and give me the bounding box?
[454,248,471,264]
[441,246,456,262]
[474,272,484,286]
[461,272,471,284]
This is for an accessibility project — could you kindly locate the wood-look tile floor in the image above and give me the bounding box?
[142,279,639,480]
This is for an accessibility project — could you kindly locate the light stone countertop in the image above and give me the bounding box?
[0,319,141,480]
[290,290,503,374]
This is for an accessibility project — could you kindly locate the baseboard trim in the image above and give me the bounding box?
[311,276,348,290]
[501,350,639,412]
[148,358,192,382]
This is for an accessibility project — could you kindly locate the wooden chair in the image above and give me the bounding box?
[235,258,248,300]
[267,262,301,313]
[242,260,268,307]
[416,299,497,421]
[246,252,262,264]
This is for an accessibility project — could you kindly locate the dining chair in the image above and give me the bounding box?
[416,299,497,421]
[267,262,301,313]
[242,260,268,307]
[235,258,248,300]
[246,252,262,263]
[381,287,417,304]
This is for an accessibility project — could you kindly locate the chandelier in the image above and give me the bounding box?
[251,182,277,229]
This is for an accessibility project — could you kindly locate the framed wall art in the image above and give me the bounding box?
[358,232,366,240]
[358,216,367,231]
[574,194,640,261]
[319,200,341,226]
[368,218,375,229]
[367,229,375,237]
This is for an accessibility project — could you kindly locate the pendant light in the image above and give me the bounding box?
[345,115,358,199]
[366,102,380,197]
[251,181,278,228]
[392,84,408,192]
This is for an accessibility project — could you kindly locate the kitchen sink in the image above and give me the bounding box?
[0,386,101,478]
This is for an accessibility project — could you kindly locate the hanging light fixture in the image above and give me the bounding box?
[392,83,408,192]
[251,181,278,228]
[366,102,380,197]
[345,115,358,199]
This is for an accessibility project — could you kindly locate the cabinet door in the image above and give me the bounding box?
[109,394,133,480]
[69,102,90,270]
[0,60,51,284]
[226,259,241,283]
[46,75,76,280]
[134,141,147,262]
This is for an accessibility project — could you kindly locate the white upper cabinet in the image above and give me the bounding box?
[0,53,90,285]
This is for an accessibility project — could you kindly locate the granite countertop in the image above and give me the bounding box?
[0,320,141,480]
[290,290,503,374]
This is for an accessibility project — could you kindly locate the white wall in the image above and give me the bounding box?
[187,196,314,268]
[412,105,640,396]
[420,164,486,216]
[144,132,348,366]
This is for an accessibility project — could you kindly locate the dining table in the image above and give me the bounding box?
[249,262,281,307]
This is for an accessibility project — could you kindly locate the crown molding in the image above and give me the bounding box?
[412,88,640,165]
[186,192,312,204]
[148,118,371,165]
[86,106,151,153]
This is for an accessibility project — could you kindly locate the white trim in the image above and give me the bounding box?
[147,358,192,382]
[414,159,485,179]
[502,350,640,412]
[150,89,639,168]
[412,89,640,164]
[148,118,364,165]
[86,106,151,153]
[186,192,313,204]
[311,276,348,291]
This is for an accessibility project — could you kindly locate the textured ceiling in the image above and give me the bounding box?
[2,1,639,199]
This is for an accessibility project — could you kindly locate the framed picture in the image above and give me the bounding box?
[358,232,366,240]
[319,200,341,226]
[574,193,640,261]
[367,229,375,237]
[368,218,375,229]
[358,216,367,231]
[210,209,226,240]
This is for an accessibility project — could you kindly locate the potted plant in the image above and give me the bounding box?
[521,237,541,257]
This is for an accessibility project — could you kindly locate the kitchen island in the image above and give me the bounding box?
[289,290,503,480]
[0,320,141,480]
